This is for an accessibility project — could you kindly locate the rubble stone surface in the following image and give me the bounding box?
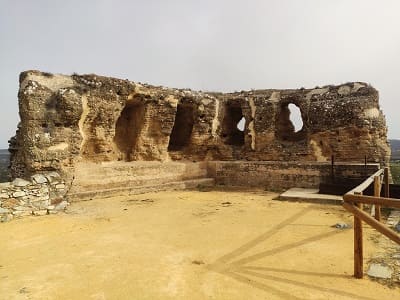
[2,70,391,221]
[0,171,67,221]
[9,71,390,179]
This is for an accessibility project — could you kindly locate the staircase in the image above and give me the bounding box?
[67,161,214,201]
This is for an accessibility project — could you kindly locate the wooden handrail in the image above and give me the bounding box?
[343,202,400,245]
[343,194,400,209]
[345,169,384,195]
[342,167,399,279]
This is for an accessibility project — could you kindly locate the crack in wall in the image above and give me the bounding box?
[211,99,220,137]
[248,97,256,150]
[78,95,89,154]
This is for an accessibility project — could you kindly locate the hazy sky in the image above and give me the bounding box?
[1,0,400,148]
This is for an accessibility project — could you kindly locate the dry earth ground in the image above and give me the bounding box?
[0,189,399,299]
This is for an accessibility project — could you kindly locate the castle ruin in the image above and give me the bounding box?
[0,70,391,220]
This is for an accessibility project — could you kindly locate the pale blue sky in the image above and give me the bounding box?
[1,0,400,148]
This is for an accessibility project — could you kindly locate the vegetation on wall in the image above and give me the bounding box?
[0,149,10,182]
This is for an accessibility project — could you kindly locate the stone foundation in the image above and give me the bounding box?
[9,71,390,181]
[4,70,391,221]
[0,160,382,221]
[209,161,380,191]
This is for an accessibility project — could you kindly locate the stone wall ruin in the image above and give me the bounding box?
[1,70,391,220]
[10,71,390,174]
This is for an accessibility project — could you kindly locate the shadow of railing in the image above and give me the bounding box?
[208,206,378,300]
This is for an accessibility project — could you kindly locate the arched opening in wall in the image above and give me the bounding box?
[276,102,306,141]
[237,117,246,132]
[114,101,145,161]
[168,104,194,151]
[221,104,245,146]
[288,103,303,132]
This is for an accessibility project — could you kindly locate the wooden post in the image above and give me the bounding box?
[354,192,363,279]
[384,167,390,198]
[331,155,335,182]
[374,176,381,221]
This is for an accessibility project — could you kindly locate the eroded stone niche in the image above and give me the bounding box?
[9,70,391,181]
[114,100,146,161]
[221,102,245,146]
[168,103,195,151]
[276,101,306,142]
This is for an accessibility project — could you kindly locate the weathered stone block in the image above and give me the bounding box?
[55,184,65,190]
[0,193,9,199]
[45,172,61,183]
[31,174,48,184]
[367,264,393,279]
[13,210,33,217]
[1,198,18,209]
[14,205,32,211]
[33,210,48,216]
[12,178,31,187]
[0,207,10,214]
[54,201,68,211]
[0,182,11,189]
[13,191,26,198]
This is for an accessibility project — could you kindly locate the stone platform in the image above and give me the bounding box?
[279,188,343,205]
[66,161,378,201]
[68,161,214,201]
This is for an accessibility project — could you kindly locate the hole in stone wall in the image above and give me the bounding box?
[168,104,195,151]
[276,102,306,142]
[288,103,303,133]
[237,117,245,132]
[114,101,145,161]
[221,104,245,146]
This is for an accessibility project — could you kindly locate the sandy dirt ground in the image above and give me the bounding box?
[0,189,398,300]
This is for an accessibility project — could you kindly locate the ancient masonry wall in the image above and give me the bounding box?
[209,161,380,190]
[9,71,390,180]
[2,70,391,221]
[0,172,67,222]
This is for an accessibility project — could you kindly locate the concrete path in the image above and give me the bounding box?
[279,188,343,205]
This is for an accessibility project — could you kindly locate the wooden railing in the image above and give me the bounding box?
[343,167,400,278]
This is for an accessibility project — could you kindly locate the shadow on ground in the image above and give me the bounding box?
[208,206,377,300]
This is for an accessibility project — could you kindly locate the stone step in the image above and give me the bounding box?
[70,173,209,192]
[67,178,215,202]
[75,161,207,174]
[73,161,208,183]
[279,188,343,205]
[82,167,207,180]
